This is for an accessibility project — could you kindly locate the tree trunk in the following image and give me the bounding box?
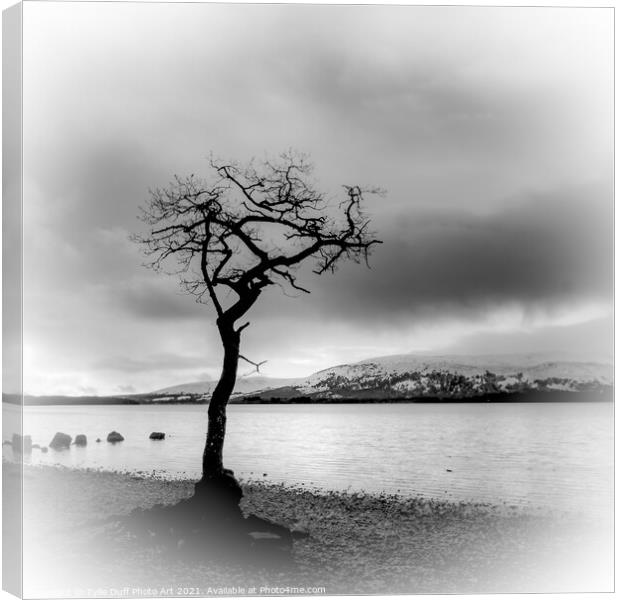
[201,320,240,480]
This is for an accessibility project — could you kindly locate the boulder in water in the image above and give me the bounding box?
[49,432,71,450]
[149,432,165,440]
[74,434,87,446]
[107,431,124,443]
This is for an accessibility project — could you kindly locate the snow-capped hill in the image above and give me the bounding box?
[152,353,612,401]
[296,353,612,399]
[154,376,303,396]
[518,361,613,383]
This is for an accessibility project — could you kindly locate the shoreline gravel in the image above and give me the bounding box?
[6,462,613,597]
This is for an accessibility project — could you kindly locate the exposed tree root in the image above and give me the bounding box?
[103,471,304,569]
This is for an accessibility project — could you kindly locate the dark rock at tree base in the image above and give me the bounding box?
[49,432,72,450]
[74,434,87,446]
[40,447,48,453]
[96,438,101,443]
[194,469,243,517]
[149,432,165,440]
[107,431,124,443]
[114,472,296,568]
[12,434,32,453]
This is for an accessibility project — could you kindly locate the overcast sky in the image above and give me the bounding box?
[18,3,613,395]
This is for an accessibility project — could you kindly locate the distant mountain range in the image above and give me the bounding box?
[150,352,613,402]
[9,352,612,405]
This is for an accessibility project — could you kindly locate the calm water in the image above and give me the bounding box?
[3,402,613,514]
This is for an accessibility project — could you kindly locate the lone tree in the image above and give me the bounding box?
[135,151,382,502]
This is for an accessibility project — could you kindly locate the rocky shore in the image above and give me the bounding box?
[7,462,612,597]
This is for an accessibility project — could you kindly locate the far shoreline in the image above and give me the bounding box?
[3,388,613,406]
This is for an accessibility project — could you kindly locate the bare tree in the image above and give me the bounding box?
[134,151,382,499]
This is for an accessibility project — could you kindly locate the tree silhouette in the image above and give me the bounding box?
[134,151,382,500]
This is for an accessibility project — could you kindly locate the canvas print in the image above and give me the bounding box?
[2,2,614,598]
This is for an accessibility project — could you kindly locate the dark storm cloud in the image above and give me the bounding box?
[277,47,510,158]
[249,182,612,326]
[29,140,165,236]
[104,181,611,332]
[109,278,207,321]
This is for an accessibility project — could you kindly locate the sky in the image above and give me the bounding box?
[15,2,613,395]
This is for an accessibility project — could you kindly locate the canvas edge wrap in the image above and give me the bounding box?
[2,2,23,598]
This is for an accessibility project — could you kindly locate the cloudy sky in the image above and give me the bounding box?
[18,2,613,395]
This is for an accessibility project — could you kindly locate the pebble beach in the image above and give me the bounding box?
[8,462,613,597]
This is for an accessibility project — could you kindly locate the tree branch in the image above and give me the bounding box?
[239,354,267,374]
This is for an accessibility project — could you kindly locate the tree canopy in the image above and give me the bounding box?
[134,151,383,332]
